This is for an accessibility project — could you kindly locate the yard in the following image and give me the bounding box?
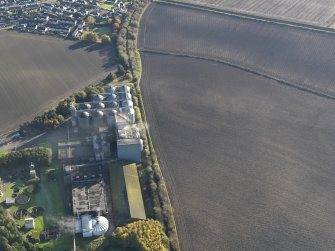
[0,161,66,247]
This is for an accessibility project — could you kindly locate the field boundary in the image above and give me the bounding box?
[154,0,335,35]
[139,48,335,101]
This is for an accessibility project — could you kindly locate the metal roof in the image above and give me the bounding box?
[123,164,146,220]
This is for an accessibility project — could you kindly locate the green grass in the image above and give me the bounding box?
[92,25,113,36]
[109,162,130,226]
[0,150,8,157]
[101,3,114,9]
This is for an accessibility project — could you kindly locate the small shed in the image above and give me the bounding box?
[5,197,15,205]
[25,218,35,229]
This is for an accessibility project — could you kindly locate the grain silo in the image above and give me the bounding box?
[78,111,90,129]
[97,102,105,109]
[106,109,117,127]
[93,94,104,102]
[105,86,115,94]
[93,110,104,128]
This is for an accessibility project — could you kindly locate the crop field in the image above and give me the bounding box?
[0,31,115,134]
[166,0,335,28]
[139,3,335,251]
[139,3,335,99]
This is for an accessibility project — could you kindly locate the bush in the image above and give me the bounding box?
[81,31,100,43]
[111,219,169,251]
[101,34,112,44]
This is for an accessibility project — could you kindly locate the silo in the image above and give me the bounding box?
[106,109,117,127]
[93,94,104,102]
[92,216,109,236]
[126,93,132,100]
[93,110,104,128]
[105,86,115,94]
[78,111,90,129]
[97,102,105,109]
[83,103,91,110]
[106,94,117,103]
[128,107,135,124]
[109,100,118,108]
[70,104,77,127]
[122,100,133,108]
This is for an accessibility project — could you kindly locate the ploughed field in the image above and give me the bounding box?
[139,3,335,251]
[139,3,335,99]
[0,31,114,134]
[168,0,335,28]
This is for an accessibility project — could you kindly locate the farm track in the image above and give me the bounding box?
[0,31,115,134]
[139,3,335,250]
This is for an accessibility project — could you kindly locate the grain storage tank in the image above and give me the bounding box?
[93,110,104,128]
[105,86,115,94]
[78,111,90,129]
[70,104,77,127]
[126,93,132,100]
[97,102,105,109]
[122,100,133,108]
[106,94,117,102]
[92,216,109,236]
[93,94,104,102]
[84,103,91,110]
[106,109,117,127]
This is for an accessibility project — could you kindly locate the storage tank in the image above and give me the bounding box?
[126,93,132,100]
[93,94,104,102]
[92,216,109,236]
[97,102,105,109]
[109,100,118,108]
[78,111,90,129]
[83,103,91,110]
[106,109,117,127]
[122,100,133,108]
[106,94,117,102]
[70,104,77,127]
[128,107,135,124]
[105,86,115,94]
[93,110,104,128]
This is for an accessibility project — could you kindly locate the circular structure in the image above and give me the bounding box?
[106,86,115,94]
[92,216,109,236]
[95,110,104,117]
[93,94,104,102]
[14,209,28,219]
[81,111,90,118]
[98,102,105,109]
[84,103,91,109]
[31,206,44,218]
[106,94,117,101]
[16,194,30,205]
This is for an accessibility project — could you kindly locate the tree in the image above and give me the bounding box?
[86,15,96,25]
[101,34,111,44]
[113,22,120,30]
[112,219,169,251]
[117,64,125,76]
[81,31,100,43]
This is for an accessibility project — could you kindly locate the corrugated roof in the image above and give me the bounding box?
[123,164,146,220]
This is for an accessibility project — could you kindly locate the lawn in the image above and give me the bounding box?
[92,25,113,36]
[101,3,114,10]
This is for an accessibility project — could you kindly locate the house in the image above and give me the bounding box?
[5,197,15,206]
[24,218,35,229]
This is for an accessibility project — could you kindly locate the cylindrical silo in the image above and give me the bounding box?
[78,111,90,129]
[93,110,104,128]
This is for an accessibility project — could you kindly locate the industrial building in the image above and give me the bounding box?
[122,163,146,221]
[75,214,109,237]
[69,84,143,163]
[65,164,108,215]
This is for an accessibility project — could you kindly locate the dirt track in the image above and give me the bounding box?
[139,3,335,251]
[0,31,115,134]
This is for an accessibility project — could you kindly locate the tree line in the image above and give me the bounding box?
[19,85,104,136]
[0,147,52,168]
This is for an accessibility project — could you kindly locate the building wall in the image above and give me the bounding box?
[117,143,142,163]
